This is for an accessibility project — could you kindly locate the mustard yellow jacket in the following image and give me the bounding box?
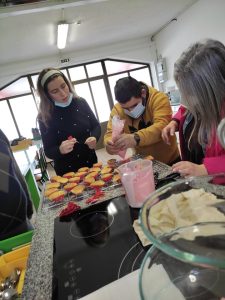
[104,86,179,165]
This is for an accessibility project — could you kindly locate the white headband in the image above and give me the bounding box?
[41,70,62,87]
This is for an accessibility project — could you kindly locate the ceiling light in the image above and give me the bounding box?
[57,23,69,50]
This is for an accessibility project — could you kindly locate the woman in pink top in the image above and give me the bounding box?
[162,39,225,176]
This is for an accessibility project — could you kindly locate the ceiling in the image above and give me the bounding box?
[0,0,198,68]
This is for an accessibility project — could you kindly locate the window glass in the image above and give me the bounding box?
[60,69,69,79]
[31,87,40,108]
[9,95,38,139]
[90,79,111,122]
[74,83,97,117]
[0,101,18,141]
[108,73,129,104]
[105,60,146,75]
[69,66,86,81]
[31,75,39,90]
[130,68,152,85]
[0,77,31,100]
[86,62,103,78]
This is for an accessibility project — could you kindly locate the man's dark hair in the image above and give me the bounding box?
[114,76,142,103]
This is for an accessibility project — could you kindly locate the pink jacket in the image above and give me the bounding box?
[173,106,225,174]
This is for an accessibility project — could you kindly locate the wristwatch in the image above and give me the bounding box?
[133,133,140,146]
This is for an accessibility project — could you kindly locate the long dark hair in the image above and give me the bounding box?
[174,39,225,146]
[37,68,77,127]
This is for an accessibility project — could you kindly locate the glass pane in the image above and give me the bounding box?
[108,73,129,104]
[130,68,152,85]
[9,95,38,139]
[74,83,97,117]
[86,62,103,78]
[0,77,31,100]
[31,87,40,108]
[60,69,69,79]
[0,101,18,141]
[105,60,146,75]
[31,75,39,90]
[90,79,111,123]
[69,66,86,81]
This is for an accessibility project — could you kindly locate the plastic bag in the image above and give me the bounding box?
[112,115,126,158]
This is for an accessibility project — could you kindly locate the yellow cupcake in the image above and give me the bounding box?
[46,182,60,190]
[90,180,105,188]
[64,182,78,191]
[78,167,89,172]
[44,188,59,197]
[71,185,85,196]
[63,172,76,178]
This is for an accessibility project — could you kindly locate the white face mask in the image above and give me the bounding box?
[124,102,145,119]
[54,93,73,108]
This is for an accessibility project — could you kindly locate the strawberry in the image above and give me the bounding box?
[59,201,81,217]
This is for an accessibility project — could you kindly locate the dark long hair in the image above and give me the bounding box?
[37,68,77,127]
[174,39,225,146]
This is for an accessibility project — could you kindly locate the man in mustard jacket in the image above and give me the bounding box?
[104,77,180,165]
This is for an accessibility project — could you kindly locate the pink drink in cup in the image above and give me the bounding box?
[118,159,155,208]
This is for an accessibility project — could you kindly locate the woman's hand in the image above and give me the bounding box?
[59,138,77,154]
[85,137,97,149]
[172,161,208,177]
[162,120,178,145]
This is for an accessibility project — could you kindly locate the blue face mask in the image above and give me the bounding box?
[54,93,73,108]
[124,102,145,119]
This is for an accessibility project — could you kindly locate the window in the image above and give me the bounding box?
[108,73,129,104]
[60,69,69,79]
[0,101,18,140]
[86,62,103,77]
[90,80,111,122]
[31,75,39,90]
[0,77,31,100]
[74,83,97,117]
[69,66,86,81]
[130,68,151,85]
[0,58,152,142]
[9,95,38,139]
[105,60,146,75]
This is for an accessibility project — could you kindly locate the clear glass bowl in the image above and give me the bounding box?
[139,245,225,300]
[139,174,225,269]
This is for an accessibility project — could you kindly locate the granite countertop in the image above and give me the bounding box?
[21,160,173,299]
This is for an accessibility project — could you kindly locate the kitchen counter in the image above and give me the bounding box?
[13,145,37,176]
[13,145,41,211]
[21,161,173,300]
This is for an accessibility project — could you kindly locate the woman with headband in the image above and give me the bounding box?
[37,68,101,176]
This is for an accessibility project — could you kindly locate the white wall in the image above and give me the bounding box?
[154,0,225,91]
[6,0,224,92]
[0,36,159,89]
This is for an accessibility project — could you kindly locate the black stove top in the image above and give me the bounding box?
[52,197,148,300]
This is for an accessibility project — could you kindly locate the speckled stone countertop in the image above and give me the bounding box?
[21,160,175,300]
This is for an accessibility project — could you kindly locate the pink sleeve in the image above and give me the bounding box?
[172,105,186,123]
[203,155,225,174]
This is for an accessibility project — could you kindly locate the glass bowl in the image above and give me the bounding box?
[139,245,225,300]
[139,174,225,269]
